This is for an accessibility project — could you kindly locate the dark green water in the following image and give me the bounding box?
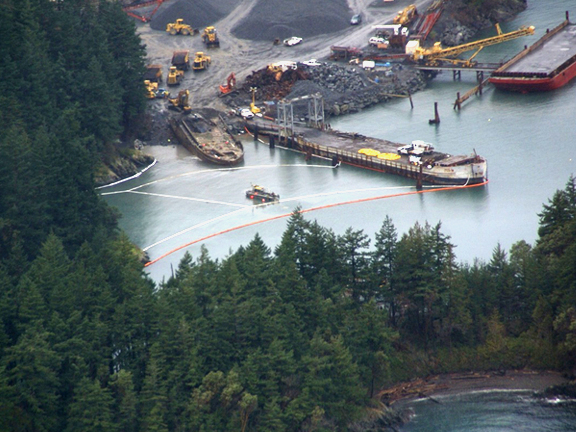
[399,390,576,432]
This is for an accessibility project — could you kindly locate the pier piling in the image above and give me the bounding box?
[429,102,440,124]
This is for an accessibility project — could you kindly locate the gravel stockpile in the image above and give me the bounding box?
[231,0,351,41]
[150,0,241,31]
[149,0,351,41]
[287,63,427,115]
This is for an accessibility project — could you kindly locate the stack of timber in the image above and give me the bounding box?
[170,114,244,166]
[489,12,576,92]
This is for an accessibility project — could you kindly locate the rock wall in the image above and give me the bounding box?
[434,0,528,46]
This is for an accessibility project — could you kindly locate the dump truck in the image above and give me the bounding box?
[167,66,185,86]
[168,89,191,113]
[329,46,363,61]
[144,64,163,83]
[166,18,195,35]
[192,52,211,71]
[171,51,190,71]
[202,26,220,48]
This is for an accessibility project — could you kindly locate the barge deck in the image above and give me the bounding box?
[247,120,487,186]
[489,13,576,92]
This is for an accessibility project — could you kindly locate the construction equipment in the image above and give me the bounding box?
[267,61,297,80]
[329,46,363,61]
[171,50,190,71]
[192,52,211,71]
[166,18,195,35]
[168,89,191,113]
[144,64,163,83]
[144,80,169,99]
[249,87,261,114]
[373,24,410,48]
[122,0,167,23]
[202,26,220,48]
[219,72,237,96]
[167,66,185,86]
[393,4,418,26]
[411,23,535,66]
[144,80,158,99]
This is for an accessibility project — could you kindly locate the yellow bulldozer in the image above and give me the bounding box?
[167,66,185,86]
[166,19,196,36]
[202,26,220,48]
[168,89,191,113]
[192,52,211,71]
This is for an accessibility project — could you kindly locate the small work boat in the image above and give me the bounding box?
[245,185,279,203]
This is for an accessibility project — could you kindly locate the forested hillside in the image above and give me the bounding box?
[1,1,576,431]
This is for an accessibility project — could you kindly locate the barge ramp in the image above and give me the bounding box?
[247,120,487,187]
[489,12,576,92]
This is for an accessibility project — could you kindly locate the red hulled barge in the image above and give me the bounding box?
[489,12,576,92]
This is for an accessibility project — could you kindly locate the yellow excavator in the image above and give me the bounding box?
[411,23,535,66]
[393,4,417,26]
[168,89,191,113]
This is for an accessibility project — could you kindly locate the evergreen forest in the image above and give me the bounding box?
[1,1,575,431]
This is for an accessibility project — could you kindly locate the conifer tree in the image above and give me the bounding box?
[65,377,117,432]
[1,323,60,432]
[372,216,399,325]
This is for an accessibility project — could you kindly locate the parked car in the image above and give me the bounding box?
[283,36,303,46]
[302,59,322,66]
[237,108,254,119]
[350,14,362,25]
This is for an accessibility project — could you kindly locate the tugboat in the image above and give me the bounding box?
[245,185,280,203]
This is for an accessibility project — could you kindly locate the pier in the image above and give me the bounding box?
[247,118,487,186]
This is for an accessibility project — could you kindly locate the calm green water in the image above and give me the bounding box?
[399,390,576,432]
[101,1,576,284]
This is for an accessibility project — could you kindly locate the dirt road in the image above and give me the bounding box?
[138,0,434,109]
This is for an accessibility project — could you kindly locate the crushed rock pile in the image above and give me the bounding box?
[230,62,427,117]
[287,63,427,115]
[232,0,352,41]
[149,0,351,41]
[150,0,241,31]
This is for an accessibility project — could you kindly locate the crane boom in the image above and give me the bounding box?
[412,24,535,65]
